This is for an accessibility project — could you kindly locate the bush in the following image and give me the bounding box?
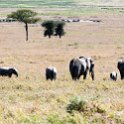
[66,96,87,113]
[42,20,65,38]
[54,21,65,38]
[42,21,55,38]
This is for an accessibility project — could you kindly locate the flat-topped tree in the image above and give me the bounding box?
[7,9,40,41]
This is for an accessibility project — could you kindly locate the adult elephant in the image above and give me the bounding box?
[0,67,18,78]
[117,59,124,80]
[69,56,94,80]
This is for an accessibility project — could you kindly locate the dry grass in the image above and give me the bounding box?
[0,11,124,123]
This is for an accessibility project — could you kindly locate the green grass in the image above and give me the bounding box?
[0,0,124,11]
[0,0,76,8]
[0,0,124,17]
[0,0,124,8]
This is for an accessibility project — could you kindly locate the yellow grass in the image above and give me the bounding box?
[0,12,124,123]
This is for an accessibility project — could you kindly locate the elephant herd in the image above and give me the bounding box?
[0,56,124,81]
[45,56,124,81]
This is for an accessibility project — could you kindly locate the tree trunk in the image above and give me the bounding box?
[25,23,28,41]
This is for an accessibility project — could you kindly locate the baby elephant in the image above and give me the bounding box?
[0,67,18,78]
[110,72,117,81]
[45,66,57,80]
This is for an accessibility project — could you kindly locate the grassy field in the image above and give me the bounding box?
[0,0,124,123]
[0,0,124,8]
[0,0,124,17]
[0,0,76,8]
[0,11,124,123]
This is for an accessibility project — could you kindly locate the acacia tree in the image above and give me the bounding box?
[7,9,40,41]
[55,21,65,38]
[42,20,65,38]
[41,21,54,38]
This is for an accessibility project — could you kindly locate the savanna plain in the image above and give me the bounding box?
[0,1,124,123]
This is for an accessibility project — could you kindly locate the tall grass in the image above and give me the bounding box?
[0,76,123,123]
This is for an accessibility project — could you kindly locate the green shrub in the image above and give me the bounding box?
[66,96,87,113]
[42,20,65,38]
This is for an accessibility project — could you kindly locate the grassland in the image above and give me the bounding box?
[0,0,77,8]
[0,0,124,8]
[0,12,124,123]
[0,0,124,124]
[0,0,124,17]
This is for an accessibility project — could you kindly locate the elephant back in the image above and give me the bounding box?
[69,58,82,80]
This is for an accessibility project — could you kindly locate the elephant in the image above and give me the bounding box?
[45,66,57,80]
[117,59,124,80]
[69,56,94,80]
[110,71,117,81]
[0,67,18,77]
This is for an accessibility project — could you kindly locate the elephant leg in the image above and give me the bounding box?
[8,74,12,78]
[77,75,80,80]
[121,76,123,80]
[91,71,95,80]
[46,77,49,80]
[83,71,88,80]
[90,64,94,80]
[121,75,124,80]
[71,75,75,80]
[120,72,124,80]
[71,72,78,80]
[74,77,77,80]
